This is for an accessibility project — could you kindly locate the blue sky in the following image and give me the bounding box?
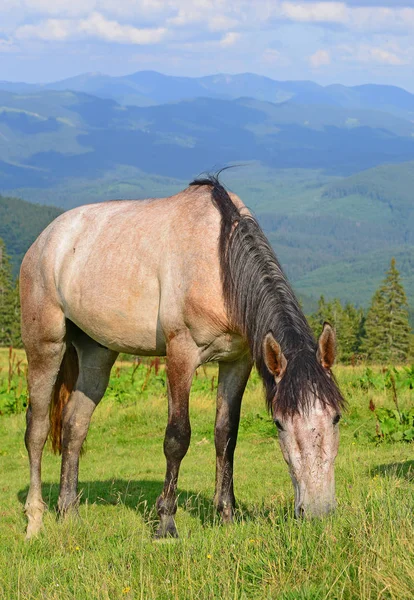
[1,1,414,90]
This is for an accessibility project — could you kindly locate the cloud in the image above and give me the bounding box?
[281,2,348,24]
[3,0,414,88]
[219,32,241,47]
[339,43,408,64]
[15,19,73,41]
[0,38,17,53]
[308,48,331,67]
[263,48,282,64]
[6,1,414,43]
[79,12,166,44]
[9,0,95,17]
[15,12,167,44]
[366,46,407,65]
[279,2,414,33]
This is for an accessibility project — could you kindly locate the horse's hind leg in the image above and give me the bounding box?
[57,335,117,516]
[155,333,198,538]
[214,354,252,523]
[25,339,65,539]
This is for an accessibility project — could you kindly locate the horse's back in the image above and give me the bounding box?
[20,187,244,355]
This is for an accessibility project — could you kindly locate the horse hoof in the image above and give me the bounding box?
[154,520,179,540]
[220,505,234,524]
[57,502,79,520]
[25,520,43,540]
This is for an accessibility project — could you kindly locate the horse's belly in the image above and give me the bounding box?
[62,281,166,355]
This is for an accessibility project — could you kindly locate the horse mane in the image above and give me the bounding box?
[189,175,345,416]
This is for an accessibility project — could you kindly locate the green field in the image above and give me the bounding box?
[0,349,413,599]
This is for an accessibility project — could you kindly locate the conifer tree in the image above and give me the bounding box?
[308,296,364,363]
[10,277,21,347]
[0,238,20,346]
[340,302,365,362]
[362,258,411,363]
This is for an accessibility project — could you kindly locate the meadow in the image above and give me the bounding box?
[0,348,413,599]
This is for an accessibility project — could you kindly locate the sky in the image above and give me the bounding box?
[1,1,414,91]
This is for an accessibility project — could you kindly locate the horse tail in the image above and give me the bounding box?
[49,344,79,454]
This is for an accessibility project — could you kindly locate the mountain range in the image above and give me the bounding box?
[2,71,414,120]
[1,71,413,311]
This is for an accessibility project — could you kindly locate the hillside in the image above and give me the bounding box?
[323,160,414,216]
[2,90,414,204]
[293,246,414,307]
[0,194,62,274]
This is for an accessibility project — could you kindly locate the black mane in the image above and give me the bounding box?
[189,175,345,415]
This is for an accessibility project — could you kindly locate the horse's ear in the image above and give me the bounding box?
[317,322,336,369]
[263,333,287,379]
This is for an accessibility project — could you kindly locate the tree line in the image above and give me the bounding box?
[0,239,20,347]
[0,237,412,362]
[308,257,412,363]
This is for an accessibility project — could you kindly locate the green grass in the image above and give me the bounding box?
[0,350,413,599]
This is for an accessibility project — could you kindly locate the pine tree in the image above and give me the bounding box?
[340,302,365,363]
[0,238,20,347]
[362,258,411,363]
[308,296,364,363]
[10,277,21,347]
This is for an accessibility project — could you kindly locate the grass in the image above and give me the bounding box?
[0,349,413,599]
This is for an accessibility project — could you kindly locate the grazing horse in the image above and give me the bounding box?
[20,176,345,539]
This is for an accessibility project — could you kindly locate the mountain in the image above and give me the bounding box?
[2,71,414,119]
[2,90,414,200]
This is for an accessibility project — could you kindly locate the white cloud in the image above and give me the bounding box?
[15,12,167,44]
[3,0,414,85]
[277,2,414,33]
[367,46,406,65]
[0,38,17,52]
[308,48,331,67]
[263,48,281,64]
[349,6,414,32]
[280,2,348,24]
[6,1,414,42]
[219,32,241,47]
[340,43,408,65]
[11,0,95,17]
[16,19,73,41]
[79,12,166,44]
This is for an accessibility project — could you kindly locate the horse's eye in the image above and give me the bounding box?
[274,419,284,431]
[333,414,341,426]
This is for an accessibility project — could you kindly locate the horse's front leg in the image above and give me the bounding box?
[214,354,252,523]
[155,333,198,538]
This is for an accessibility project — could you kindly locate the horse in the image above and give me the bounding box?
[20,176,345,539]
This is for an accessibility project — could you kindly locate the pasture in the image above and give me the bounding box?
[0,349,413,599]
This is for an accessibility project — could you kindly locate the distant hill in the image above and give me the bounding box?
[323,160,414,218]
[293,246,414,307]
[2,71,414,119]
[2,90,414,203]
[0,194,61,274]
